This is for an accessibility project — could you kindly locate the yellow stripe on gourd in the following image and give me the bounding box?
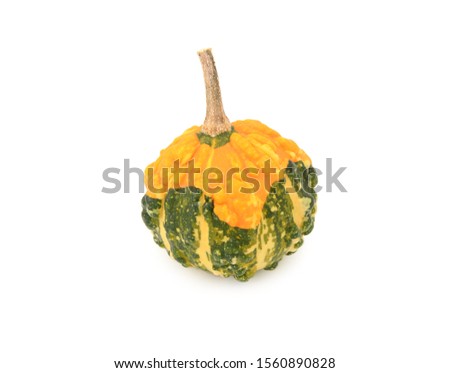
[158,199,172,258]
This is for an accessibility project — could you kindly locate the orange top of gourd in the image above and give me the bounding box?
[144,49,311,229]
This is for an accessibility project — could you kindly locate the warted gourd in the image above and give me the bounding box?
[142,49,317,281]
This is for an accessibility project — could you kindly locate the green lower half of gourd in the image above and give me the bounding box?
[141,160,317,281]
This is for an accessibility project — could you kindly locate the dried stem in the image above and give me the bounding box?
[197,48,231,136]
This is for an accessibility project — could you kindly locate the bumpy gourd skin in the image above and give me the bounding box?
[145,120,313,229]
[142,120,317,281]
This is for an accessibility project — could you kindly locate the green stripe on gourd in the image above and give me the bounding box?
[202,195,258,281]
[141,197,164,248]
[163,187,203,267]
[142,161,317,281]
[260,179,300,269]
[285,160,318,236]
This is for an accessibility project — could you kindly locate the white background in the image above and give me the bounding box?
[1,1,449,372]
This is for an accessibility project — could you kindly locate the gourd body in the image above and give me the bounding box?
[142,120,317,281]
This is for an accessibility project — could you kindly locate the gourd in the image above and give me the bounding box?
[142,49,317,281]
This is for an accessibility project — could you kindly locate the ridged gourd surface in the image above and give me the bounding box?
[142,120,317,281]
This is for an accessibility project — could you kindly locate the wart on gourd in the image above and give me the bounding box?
[142,48,317,281]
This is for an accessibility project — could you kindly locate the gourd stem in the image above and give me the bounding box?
[198,48,231,136]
